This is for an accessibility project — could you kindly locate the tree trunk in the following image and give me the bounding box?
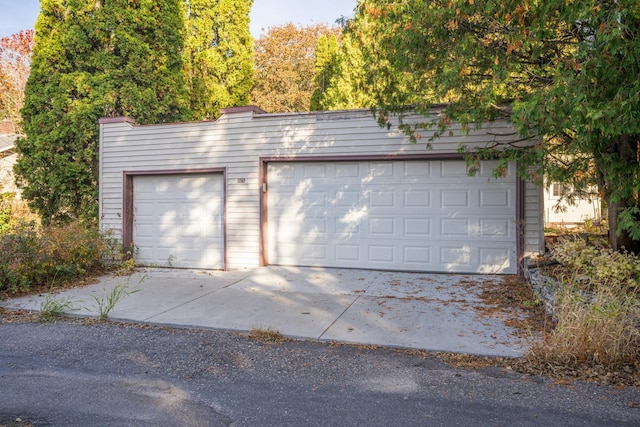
[608,201,640,253]
[606,134,640,254]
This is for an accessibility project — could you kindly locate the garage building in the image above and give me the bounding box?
[99,107,543,274]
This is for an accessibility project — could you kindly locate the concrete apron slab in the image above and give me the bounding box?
[0,266,530,357]
[1,268,254,318]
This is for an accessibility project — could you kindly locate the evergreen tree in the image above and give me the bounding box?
[310,34,341,111]
[15,0,189,224]
[311,31,373,111]
[183,0,254,120]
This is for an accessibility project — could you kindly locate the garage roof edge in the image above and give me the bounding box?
[98,117,136,126]
[220,106,266,115]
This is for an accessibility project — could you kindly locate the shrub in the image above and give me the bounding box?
[0,193,39,234]
[552,237,640,292]
[529,238,640,367]
[0,221,120,295]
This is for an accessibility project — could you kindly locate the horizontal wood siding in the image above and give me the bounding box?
[99,109,542,270]
[525,180,545,255]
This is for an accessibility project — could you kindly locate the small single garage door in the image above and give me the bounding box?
[267,160,517,274]
[133,173,224,269]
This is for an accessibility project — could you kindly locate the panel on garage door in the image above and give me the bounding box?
[133,174,224,269]
[267,160,516,274]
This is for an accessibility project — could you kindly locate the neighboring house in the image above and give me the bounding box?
[0,125,18,194]
[544,182,602,227]
[99,107,544,275]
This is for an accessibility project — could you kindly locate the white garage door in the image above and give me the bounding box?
[133,174,224,269]
[267,160,517,274]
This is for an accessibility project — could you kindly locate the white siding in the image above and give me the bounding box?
[0,152,17,193]
[525,180,545,256]
[99,108,543,270]
[544,184,601,226]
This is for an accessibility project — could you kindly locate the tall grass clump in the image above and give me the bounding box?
[529,238,640,367]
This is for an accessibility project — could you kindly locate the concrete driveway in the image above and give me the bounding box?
[1,266,533,357]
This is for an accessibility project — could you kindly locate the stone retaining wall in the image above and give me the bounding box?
[524,257,560,321]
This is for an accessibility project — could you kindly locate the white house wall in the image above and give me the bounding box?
[0,152,17,193]
[99,108,544,270]
[544,186,601,226]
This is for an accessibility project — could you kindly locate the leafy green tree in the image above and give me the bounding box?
[252,23,341,113]
[183,0,254,120]
[310,34,341,110]
[311,30,374,111]
[15,0,189,224]
[353,0,640,252]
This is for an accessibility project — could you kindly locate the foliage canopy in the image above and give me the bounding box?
[350,0,640,251]
[0,30,34,132]
[310,30,374,111]
[16,0,189,224]
[15,0,254,224]
[183,0,254,120]
[252,23,341,112]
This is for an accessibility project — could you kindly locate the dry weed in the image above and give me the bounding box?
[247,327,286,344]
[528,238,640,369]
[529,285,640,366]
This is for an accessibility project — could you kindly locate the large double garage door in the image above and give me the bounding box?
[267,159,517,274]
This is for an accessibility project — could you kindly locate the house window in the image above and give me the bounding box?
[552,183,567,198]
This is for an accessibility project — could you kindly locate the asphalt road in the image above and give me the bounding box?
[0,320,638,426]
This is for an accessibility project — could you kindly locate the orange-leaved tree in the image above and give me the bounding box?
[251,23,341,113]
[0,30,34,133]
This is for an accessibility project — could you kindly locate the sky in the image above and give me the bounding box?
[0,0,359,39]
